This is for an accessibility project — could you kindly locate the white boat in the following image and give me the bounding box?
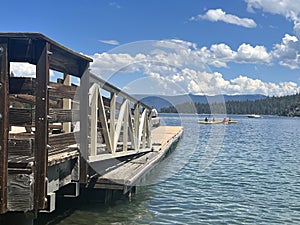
[247,114,261,118]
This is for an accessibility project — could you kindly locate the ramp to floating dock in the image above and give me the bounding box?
[94,126,183,191]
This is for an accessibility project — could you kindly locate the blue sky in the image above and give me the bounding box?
[3,0,300,96]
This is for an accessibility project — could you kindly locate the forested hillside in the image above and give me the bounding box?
[160,93,300,116]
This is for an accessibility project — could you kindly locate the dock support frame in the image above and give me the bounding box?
[0,42,9,214]
[34,41,50,210]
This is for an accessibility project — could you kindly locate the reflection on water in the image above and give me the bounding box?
[38,114,300,225]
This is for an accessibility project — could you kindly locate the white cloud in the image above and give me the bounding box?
[99,39,120,45]
[88,39,299,96]
[271,34,300,69]
[245,0,300,20]
[197,43,271,67]
[10,62,36,77]
[236,43,271,63]
[245,0,300,69]
[245,0,300,37]
[8,39,298,96]
[191,8,257,28]
[10,62,55,77]
[109,2,121,9]
[91,52,138,76]
[230,75,300,96]
[183,69,299,96]
[91,40,273,76]
[210,43,236,59]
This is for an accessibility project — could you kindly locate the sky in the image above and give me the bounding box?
[3,0,300,96]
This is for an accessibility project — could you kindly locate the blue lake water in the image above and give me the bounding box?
[45,114,300,224]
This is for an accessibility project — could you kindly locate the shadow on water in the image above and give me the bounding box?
[35,188,132,225]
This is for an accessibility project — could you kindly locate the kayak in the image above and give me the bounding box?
[198,120,238,124]
[227,120,238,124]
[198,121,223,124]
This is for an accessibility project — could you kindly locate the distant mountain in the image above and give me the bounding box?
[134,94,267,110]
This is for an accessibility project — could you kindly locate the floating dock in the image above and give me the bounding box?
[0,33,183,224]
[94,126,183,192]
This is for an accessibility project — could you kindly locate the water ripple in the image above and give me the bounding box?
[48,115,300,225]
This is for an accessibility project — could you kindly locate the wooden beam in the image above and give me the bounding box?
[8,138,33,156]
[9,77,35,95]
[8,108,80,126]
[48,132,77,150]
[34,41,50,210]
[0,33,92,77]
[62,74,72,133]
[9,77,77,99]
[10,94,58,108]
[79,69,89,184]
[48,109,80,123]
[8,108,33,125]
[8,132,77,156]
[48,82,77,99]
[0,42,8,214]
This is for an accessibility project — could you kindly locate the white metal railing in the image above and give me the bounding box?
[80,70,153,162]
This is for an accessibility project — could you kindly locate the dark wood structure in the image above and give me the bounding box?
[0,33,92,214]
[0,33,180,224]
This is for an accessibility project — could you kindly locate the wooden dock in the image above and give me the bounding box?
[0,33,183,223]
[93,126,183,192]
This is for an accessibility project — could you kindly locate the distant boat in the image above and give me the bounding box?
[222,118,238,124]
[247,114,261,118]
[227,120,238,124]
[198,120,223,124]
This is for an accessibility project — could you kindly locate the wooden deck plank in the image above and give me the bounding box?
[96,126,183,190]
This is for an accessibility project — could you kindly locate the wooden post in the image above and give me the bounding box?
[34,41,50,210]
[79,69,89,184]
[0,42,8,214]
[63,74,71,133]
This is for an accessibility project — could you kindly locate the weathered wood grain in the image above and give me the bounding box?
[0,42,9,213]
[8,108,80,126]
[96,126,183,191]
[9,77,77,99]
[10,94,58,108]
[7,173,33,212]
[48,132,78,150]
[8,138,33,156]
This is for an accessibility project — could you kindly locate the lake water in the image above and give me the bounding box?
[40,114,300,225]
